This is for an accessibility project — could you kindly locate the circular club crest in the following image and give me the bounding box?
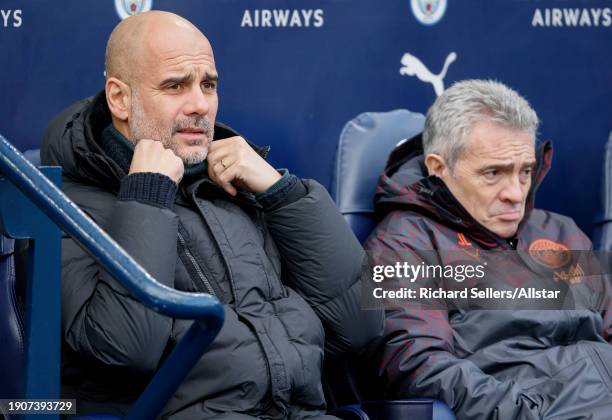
[528,239,571,269]
[115,0,153,20]
[410,0,447,26]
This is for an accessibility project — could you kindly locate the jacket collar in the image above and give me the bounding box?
[47,91,268,193]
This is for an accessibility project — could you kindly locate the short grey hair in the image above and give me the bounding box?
[422,79,539,170]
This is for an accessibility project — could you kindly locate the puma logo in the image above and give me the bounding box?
[399,51,457,96]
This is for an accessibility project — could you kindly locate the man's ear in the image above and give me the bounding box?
[424,153,448,177]
[105,77,131,121]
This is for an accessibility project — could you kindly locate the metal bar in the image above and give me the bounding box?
[127,318,223,420]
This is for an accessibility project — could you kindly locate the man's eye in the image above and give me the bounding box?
[519,168,533,182]
[202,81,217,90]
[483,170,499,180]
[168,84,182,91]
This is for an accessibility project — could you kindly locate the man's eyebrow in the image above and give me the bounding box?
[159,73,194,87]
[479,160,537,171]
[159,72,218,87]
[203,72,218,82]
[479,162,515,172]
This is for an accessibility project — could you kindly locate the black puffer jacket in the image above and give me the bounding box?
[364,135,612,419]
[41,93,383,419]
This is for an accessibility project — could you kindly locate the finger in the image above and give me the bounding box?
[207,140,236,164]
[208,159,230,187]
[207,159,221,184]
[209,136,242,149]
[207,137,235,154]
[208,137,246,160]
[215,164,238,196]
[208,149,235,172]
[206,150,230,173]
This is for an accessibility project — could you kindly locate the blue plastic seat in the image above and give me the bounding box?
[330,110,455,420]
[332,110,426,243]
[0,234,24,401]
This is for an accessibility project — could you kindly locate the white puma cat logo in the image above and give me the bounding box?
[399,52,457,96]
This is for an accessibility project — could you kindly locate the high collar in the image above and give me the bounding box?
[41,91,268,193]
[100,123,208,180]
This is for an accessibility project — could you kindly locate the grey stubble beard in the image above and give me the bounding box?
[129,92,215,165]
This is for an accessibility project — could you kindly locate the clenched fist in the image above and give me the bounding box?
[207,136,282,196]
[129,139,185,184]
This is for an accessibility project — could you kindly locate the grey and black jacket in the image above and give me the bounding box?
[363,135,612,419]
[41,93,383,419]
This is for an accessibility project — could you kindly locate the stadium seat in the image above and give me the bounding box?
[23,149,41,166]
[594,131,612,251]
[0,234,23,402]
[330,110,454,419]
[0,162,63,420]
[332,109,426,243]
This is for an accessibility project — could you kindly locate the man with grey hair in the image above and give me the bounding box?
[363,80,612,418]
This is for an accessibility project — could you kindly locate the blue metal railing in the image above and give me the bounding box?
[0,134,224,420]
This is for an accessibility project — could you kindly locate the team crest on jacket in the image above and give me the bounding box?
[528,239,570,269]
[410,0,447,26]
[115,0,153,20]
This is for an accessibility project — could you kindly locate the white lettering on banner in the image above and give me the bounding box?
[1,9,22,28]
[241,9,324,28]
[532,8,612,27]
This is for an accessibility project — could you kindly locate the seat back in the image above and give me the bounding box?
[23,149,41,166]
[0,234,24,400]
[595,132,612,250]
[329,111,456,420]
[332,110,425,243]
[0,165,63,420]
[327,109,425,408]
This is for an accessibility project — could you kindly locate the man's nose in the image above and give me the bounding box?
[183,85,209,116]
[499,175,524,204]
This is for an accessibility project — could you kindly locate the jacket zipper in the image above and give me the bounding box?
[192,198,238,302]
[177,231,216,296]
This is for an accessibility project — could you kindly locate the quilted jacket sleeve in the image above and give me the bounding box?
[58,182,178,374]
[263,179,384,356]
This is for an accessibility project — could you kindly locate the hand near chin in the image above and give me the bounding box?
[206,136,282,196]
[129,139,185,184]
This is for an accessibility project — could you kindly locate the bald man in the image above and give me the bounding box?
[41,11,382,419]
